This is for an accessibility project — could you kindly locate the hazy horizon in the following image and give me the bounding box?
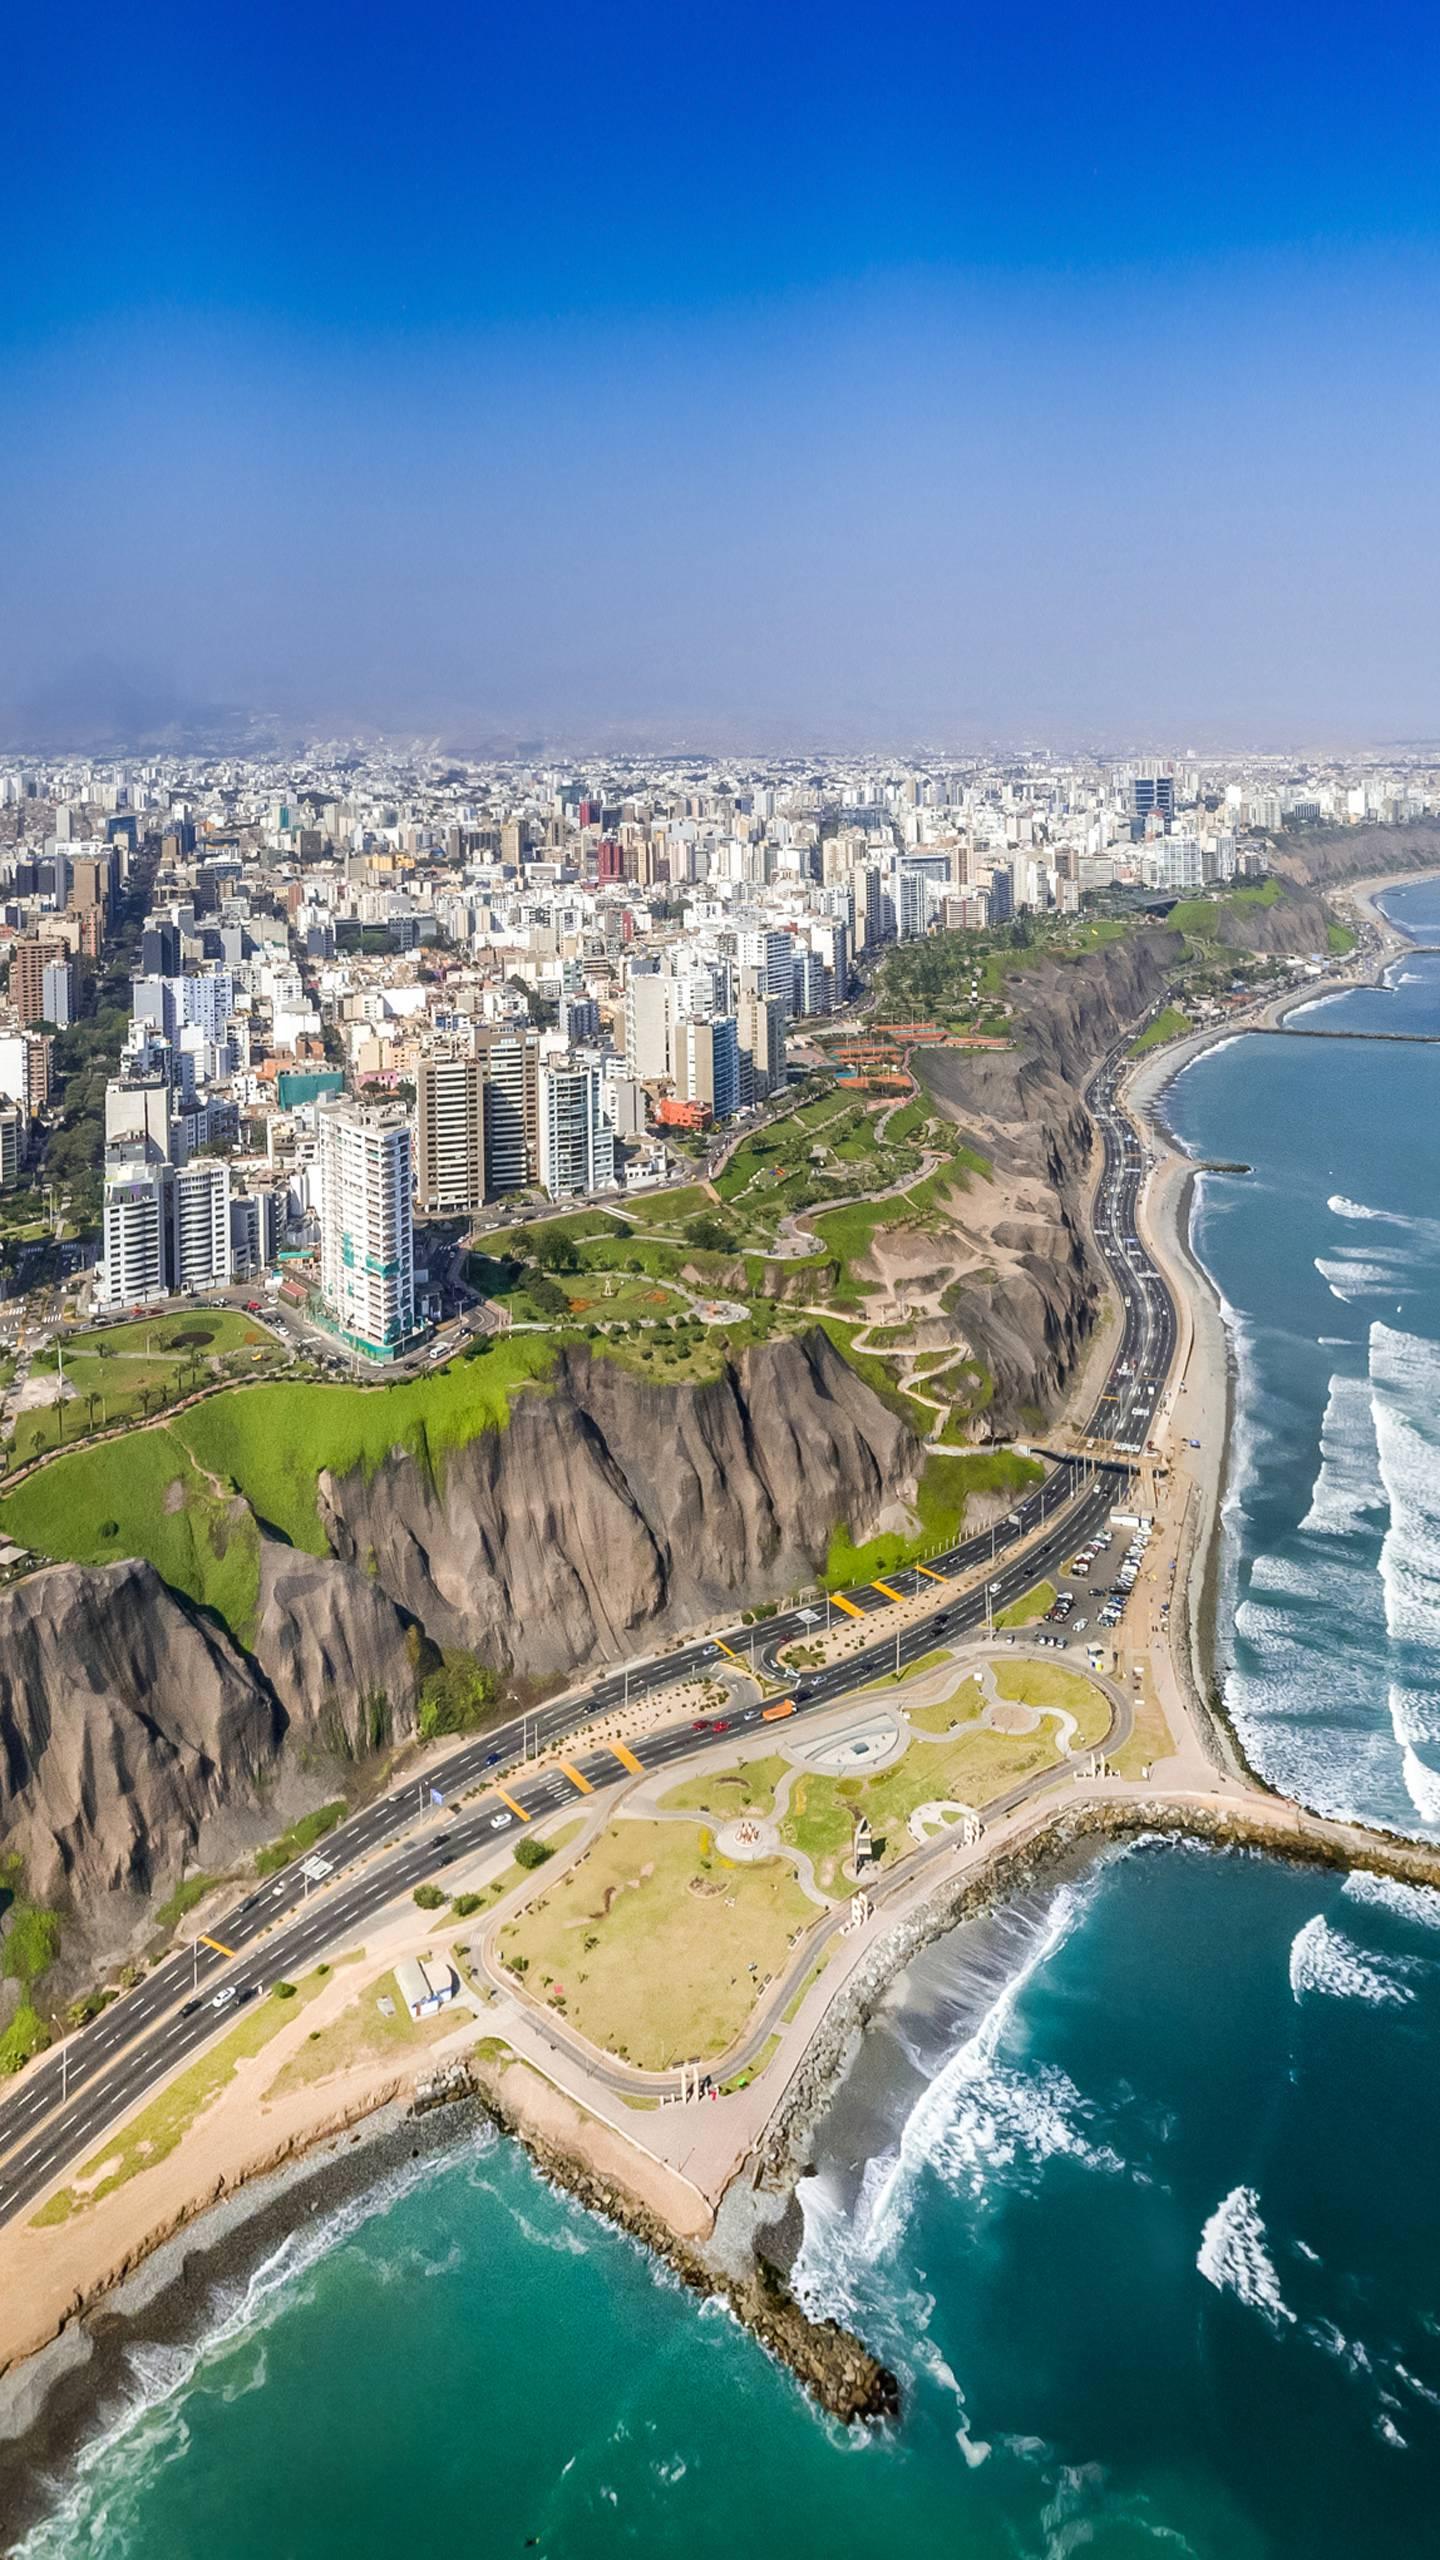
[5,0,1439,752]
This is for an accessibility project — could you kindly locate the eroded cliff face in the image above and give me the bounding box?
[0,1336,916,1948]
[913,929,1179,1429]
[0,1560,281,1925]
[318,1332,918,1677]
[1271,817,1440,891]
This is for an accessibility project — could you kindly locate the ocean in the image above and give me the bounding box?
[15,883,1440,2556]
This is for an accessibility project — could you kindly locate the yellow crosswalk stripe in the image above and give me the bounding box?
[872,1578,904,1603]
[916,1563,948,1583]
[713,1638,744,1664]
[493,1785,530,1821]
[830,1591,865,1618]
[558,1759,593,1794]
[609,1741,644,1776]
[198,1933,236,1959]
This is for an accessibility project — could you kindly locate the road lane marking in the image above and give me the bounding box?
[871,1579,904,1603]
[608,1742,644,1776]
[492,1786,530,1821]
[829,1591,864,1619]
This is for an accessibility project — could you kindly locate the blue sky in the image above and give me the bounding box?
[3,0,1437,745]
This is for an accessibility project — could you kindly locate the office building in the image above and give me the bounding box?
[416,1051,487,1216]
[317,1096,416,1357]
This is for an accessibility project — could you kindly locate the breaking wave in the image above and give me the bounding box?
[1197,2187,1295,2328]
[1371,1324,1440,1827]
[1314,1255,1405,1302]
[1288,1913,1413,2007]
[16,2137,490,2559]
[1344,1870,1440,1931]
[1298,1372,1384,1539]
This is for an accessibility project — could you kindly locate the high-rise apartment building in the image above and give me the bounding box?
[538,1062,615,1198]
[673,1013,740,1122]
[100,1152,168,1309]
[476,1028,539,1196]
[624,970,673,1080]
[169,1157,231,1294]
[415,1052,487,1215]
[317,1097,416,1357]
[10,938,70,1026]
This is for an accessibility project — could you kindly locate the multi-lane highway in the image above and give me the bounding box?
[0,1039,1180,2225]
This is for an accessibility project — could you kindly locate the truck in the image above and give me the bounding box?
[761,1697,796,1723]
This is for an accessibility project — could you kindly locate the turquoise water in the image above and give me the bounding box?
[20,889,1440,2555]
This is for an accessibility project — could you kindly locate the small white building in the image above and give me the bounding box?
[394,1956,459,2021]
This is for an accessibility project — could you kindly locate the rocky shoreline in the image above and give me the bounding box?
[7,850,1440,2536]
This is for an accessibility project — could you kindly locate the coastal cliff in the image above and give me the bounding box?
[0,1333,917,1951]
[913,927,1178,1429]
[317,1331,915,1676]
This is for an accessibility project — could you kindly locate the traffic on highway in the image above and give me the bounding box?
[0,1040,1181,2227]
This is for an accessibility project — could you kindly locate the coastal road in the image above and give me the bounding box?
[0,1047,1178,2221]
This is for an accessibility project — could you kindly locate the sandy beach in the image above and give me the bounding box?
[4,855,1439,2534]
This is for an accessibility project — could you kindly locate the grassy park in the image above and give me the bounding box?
[496,1816,817,2068]
[12,1309,288,1465]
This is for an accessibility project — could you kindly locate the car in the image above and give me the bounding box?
[180,1998,202,2018]
[489,1812,513,1830]
[712,1718,730,1732]
[211,1986,237,2012]
[691,1718,709,1731]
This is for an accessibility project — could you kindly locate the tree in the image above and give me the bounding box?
[513,1837,553,1871]
[413,1884,446,1910]
[416,1651,503,1743]
[525,1270,569,1320]
[531,1225,577,1272]
[684,1213,736,1254]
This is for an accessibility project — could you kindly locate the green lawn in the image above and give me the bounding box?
[995,1578,1056,1628]
[13,1310,286,1464]
[498,1817,816,2067]
[620,1184,715,1227]
[0,1426,264,1642]
[0,1333,562,1637]
[779,1714,1063,1887]
[825,1449,1043,1587]
[658,1755,789,1819]
[1130,1006,1192,1055]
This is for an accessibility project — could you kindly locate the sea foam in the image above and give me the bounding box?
[1371,1324,1440,1825]
[1288,1913,1413,2007]
[1197,2186,1295,2327]
[1343,1870,1440,1931]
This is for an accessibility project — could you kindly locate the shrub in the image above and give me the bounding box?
[450,1892,485,1918]
[1,1902,60,1984]
[417,1652,502,1744]
[0,2003,49,2075]
[413,1884,446,1910]
[273,1979,298,1999]
[514,1837,553,1872]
